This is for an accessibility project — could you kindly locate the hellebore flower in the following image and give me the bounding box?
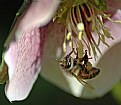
[2,0,121,102]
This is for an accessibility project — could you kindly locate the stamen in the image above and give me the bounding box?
[72,7,78,25]
[76,6,83,23]
[77,23,84,31]
[78,32,82,40]
[80,4,92,22]
[69,9,78,34]
[63,42,66,52]
[77,23,84,40]
[66,32,72,40]
[103,13,121,23]
[54,0,118,59]
[69,41,72,48]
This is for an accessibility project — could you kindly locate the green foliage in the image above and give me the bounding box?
[90,0,107,11]
[112,82,121,105]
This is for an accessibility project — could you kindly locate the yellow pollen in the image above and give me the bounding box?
[66,32,72,40]
[77,23,84,40]
[78,31,83,40]
[77,23,84,31]
[63,42,66,52]
[69,41,72,48]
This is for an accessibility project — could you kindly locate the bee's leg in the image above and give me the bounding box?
[82,50,89,65]
[68,50,73,56]
[71,73,94,89]
[70,48,80,59]
[76,48,78,59]
[68,48,75,56]
[73,48,77,55]
[73,48,78,59]
[80,78,95,90]
[84,50,92,60]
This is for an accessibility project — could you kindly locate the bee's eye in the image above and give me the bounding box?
[65,56,72,68]
[59,56,73,69]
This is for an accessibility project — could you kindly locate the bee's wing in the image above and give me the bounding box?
[73,73,95,89]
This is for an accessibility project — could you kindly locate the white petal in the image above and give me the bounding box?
[80,9,121,98]
[41,10,121,98]
[5,0,60,47]
[17,0,60,30]
[65,9,121,98]
[41,22,72,93]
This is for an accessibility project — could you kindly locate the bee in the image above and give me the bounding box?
[59,48,100,89]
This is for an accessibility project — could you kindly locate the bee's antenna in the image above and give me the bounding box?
[52,56,59,62]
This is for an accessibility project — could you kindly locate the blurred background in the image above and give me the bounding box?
[0,0,121,105]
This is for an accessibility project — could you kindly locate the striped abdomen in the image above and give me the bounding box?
[77,67,100,79]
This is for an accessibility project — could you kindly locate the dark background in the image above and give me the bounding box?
[0,0,120,105]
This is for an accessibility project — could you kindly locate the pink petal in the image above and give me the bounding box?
[5,0,60,47]
[18,0,60,29]
[4,27,45,101]
[4,0,60,101]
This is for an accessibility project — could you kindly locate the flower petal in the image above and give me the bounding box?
[65,9,121,98]
[80,9,121,98]
[4,27,45,101]
[40,21,72,93]
[5,0,60,47]
[4,0,60,101]
[41,9,121,98]
[18,0,60,28]
[106,0,121,14]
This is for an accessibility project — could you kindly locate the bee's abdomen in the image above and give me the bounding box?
[78,67,100,79]
[69,65,83,75]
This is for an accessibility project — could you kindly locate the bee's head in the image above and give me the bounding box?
[59,55,73,70]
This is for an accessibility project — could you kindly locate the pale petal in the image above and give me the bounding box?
[5,0,60,47]
[18,0,60,29]
[80,9,121,98]
[65,9,121,98]
[4,0,60,101]
[41,22,72,93]
[41,10,121,98]
[106,0,121,14]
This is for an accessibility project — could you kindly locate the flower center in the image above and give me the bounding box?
[53,0,114,59]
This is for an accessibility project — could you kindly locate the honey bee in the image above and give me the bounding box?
[59,48,100,89]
